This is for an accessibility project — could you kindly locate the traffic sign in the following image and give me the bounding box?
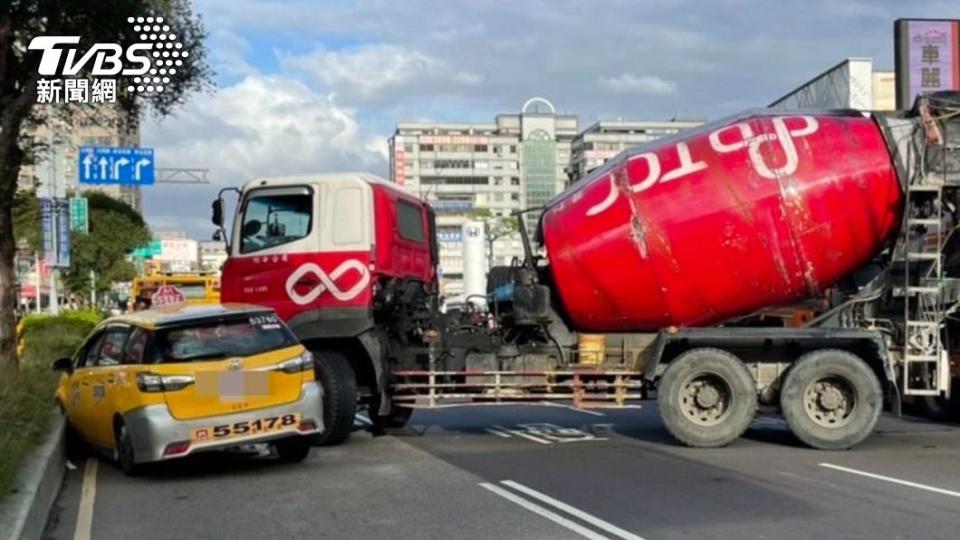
[151,285,186,306]
[132,240,162,258]
[70,197,88,233]
[78,146,155,185]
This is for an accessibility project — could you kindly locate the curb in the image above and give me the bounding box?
[0,409,65,540]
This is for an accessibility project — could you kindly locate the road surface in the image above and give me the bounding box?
[44,404,960,539]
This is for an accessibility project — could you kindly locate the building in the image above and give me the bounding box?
[389,97,577,297]
[770,57,896,111]
[17,107,143,211]
[568,119,703,182]
[198,240,228,272]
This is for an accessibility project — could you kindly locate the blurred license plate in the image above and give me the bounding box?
[196,371,269,399]
[190,413,301,442]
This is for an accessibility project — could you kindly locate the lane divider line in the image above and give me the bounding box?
[501,480,646,540]
[479,482,610,540]
[73,458,98,540]
[486,427,513,438]
[820,463,960,498]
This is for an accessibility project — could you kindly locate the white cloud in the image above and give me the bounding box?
[599,74,678,95]
[141,73,386,238]
[282,43,482,103]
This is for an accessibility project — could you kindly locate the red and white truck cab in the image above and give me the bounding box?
[215,173,438,443]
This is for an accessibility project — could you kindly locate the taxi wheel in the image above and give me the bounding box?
[114,421,143,476]
[313,350,357,446]
[275,436,312,463]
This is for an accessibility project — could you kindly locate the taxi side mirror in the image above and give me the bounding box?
[51,357,73,374]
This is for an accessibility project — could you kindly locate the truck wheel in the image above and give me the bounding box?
[313,350,357,446]
[780,349,882,450]
[369,398,414,430]
[657,348,757,447]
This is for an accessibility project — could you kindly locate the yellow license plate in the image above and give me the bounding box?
[190,413,301,442]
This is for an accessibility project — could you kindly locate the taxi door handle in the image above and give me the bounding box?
[106,378,115,384]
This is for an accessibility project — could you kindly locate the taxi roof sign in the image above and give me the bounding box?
[151,285,186,306]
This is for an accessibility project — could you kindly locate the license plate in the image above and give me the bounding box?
[190,413,301,442]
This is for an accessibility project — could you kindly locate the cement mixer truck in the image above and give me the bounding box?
[212,92,960,450]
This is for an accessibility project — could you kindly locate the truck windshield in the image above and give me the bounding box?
[152,313,297,363]
[240,191,312,254]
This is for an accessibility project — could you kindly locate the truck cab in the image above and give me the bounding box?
[216,173,438,443]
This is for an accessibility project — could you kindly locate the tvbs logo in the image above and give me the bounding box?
[29,16,186,103]
[29,35,151,77]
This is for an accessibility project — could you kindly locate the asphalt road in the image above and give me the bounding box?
[44,404,960,540]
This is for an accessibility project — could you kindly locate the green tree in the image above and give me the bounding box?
[62,192,151,297]
[0,1,212,377]
[473,208,519,265]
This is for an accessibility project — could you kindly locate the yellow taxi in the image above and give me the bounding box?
[52,303,322,474]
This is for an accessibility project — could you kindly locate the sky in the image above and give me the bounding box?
[140,0,959,240]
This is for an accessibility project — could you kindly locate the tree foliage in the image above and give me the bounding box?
[473,208,519,262]
[13,191,151,297]
[0,0,212,376]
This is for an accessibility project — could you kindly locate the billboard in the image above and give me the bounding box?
[895,19,960,109]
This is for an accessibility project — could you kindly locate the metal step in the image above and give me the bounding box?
[906,320,941,328]
[904,354,941,362]
[908,184,943,192]
[906,286,941,294]
[906,252,941,261]
[907,218,942,226]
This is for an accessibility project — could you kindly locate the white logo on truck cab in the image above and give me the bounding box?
[285,260,371,305]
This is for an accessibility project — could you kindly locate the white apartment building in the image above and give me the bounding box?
[389,97,577,297]
[568,119,702,182]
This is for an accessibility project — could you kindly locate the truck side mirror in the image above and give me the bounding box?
[51,357,73,374]
[212,230,222,242]
[212,199,224,227]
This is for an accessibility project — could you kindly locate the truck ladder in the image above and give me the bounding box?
[901,176,950,396]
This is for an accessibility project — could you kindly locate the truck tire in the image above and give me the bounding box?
[780,349,882,450]
[657,348,757,447]
[313,350,357,446]
[369,397,414,431]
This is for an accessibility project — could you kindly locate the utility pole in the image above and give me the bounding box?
[46,119,60,315]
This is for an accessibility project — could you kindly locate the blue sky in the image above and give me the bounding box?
[140,0,959,239]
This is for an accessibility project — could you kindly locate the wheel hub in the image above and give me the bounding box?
[804,377,856,428]
[695,385,721,409]
[680,374,732,427]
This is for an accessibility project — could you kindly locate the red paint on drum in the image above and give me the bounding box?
[541,112,903,332]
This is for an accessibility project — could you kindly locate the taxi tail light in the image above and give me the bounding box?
[298,420,317,432]
[137,373,195,393]
[164,440,191,456]
[276,351,314,374]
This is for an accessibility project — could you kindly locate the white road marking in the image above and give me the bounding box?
[479,482,610,540]
[486,427,513,438]
[820,463,960,498]
[73,458,98,540]
[502,480,646,540]
[538,401,608,417]
[498,425,553,445]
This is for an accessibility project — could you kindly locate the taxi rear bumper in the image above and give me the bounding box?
[123,381,323,463]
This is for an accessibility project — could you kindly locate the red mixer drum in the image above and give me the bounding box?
[541,110,904,332]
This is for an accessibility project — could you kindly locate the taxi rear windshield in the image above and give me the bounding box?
[152,313,297,363]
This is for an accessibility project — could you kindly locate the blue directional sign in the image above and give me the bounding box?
[78,146,155,185]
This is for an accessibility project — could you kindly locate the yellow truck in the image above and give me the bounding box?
[129,272,220,311]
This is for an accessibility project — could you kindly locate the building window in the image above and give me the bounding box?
[421,176,488,185]
[510,177,520,186]
[474,144,488,152]
[435,159,471,169]
[403,144,415,152]
[421,144,434,152]
[511,193,520,202]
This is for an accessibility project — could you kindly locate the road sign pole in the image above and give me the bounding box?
[49,206,59,315]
